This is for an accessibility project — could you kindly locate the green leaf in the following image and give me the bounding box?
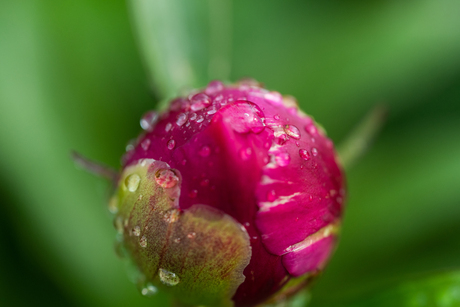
[337,271,460,307]
[129,0,233,98]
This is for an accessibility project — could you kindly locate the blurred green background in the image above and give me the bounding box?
[1,0,460,306]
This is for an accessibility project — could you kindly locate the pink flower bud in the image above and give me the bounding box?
[110,80,346,306]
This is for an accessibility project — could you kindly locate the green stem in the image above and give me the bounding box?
[337,105,388,170]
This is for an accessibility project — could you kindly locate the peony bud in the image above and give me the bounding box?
[109,80,346,306]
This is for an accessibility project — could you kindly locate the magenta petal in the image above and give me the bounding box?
[255,101,344,255]
[121,82,346,306]
[282,236,336,277]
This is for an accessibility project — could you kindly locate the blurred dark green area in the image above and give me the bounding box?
[1,0,459,306]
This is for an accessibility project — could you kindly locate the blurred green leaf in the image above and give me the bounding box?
[129,0,232,99]
[333,271,460,307]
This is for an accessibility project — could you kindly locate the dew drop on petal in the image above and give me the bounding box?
[312,148,318,156]
[239,147,252,161]
[267,190,276,201]
[165,122,172,132]
[140,111,159,131]
[284,125,301,139]
[139,236,147,248]
[189,112,197,121]
[190,93,211,111]
[299,149,311,161]
[275,152,291,166]
[205,80,224,95]
[221,101,265,134]
[176,113,188,126]
[207,105,218,115]
[199,145,211,157]
[264,91,283,105]
[141,139,151,151]
[274,115,280,120]
[196,115,204,123]
[155,169,179,188]
[188,189,198,198]
[125,174,141,192]
[167,139,175,150]
[305,124,317,135]
[277,134,289,145]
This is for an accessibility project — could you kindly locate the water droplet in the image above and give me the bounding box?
[114,216,124,234]
[205,80,224,95]
[125,174,141,192]
[125,139,135,152]
[108,198,118,214]
[305,124,317,135]
[239,147,252,161]
[221,101,265,134]
[312,148,318,156]
[277,134,289,145]
[176,113,188,126]
[139,236,147,247]
[274,115,280,120]
[264,91,283,105]
[159,268,180,286]
[196,115,204,123]
[295,141,300,147]
[163,209,180,223]
[170,98,186,111]
[141,283,157,297]
[165,122,172,132]
[200,179,209,187]
[155,169,179,188]
[299,149,311,160]
[267,190,276,201]
[199,145,211,157]
[140,111,159,131]
[141,139,151,151]
[174,238,181,243]
[190,93,211,111]
[189,189,198,198]
[275,152,290,166]
[189,112,197,121]
[284,125,301,139]
[167,139,175,150]
[206,106,218,115]
[187,232,196,239]
[133,226,140,236]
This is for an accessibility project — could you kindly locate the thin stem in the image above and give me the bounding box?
[337,105,388,170]
[71,151,119,185]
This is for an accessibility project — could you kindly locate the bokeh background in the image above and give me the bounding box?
[1,0,460,306]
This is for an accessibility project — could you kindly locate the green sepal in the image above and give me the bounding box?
[111,159,251,307]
